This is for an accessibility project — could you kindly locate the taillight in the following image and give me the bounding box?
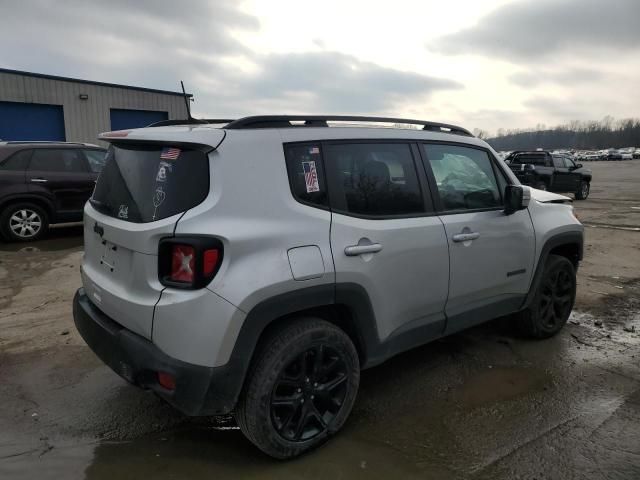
[170,245,195,283]
[159,237,223,289]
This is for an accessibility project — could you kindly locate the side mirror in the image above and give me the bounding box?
[575,163,583,169]
[504,185,530,215]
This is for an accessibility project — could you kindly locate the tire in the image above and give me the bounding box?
[236,318,360,459]
[516,254,576,339]
[534,181,547,191]
[0,202,49,242]
[575,181,590,200]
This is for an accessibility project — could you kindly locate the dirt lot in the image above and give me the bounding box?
[1,161,639,479]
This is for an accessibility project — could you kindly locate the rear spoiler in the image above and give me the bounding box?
[98,130,227,153]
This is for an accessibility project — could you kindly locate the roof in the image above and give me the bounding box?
[0,68,192,97]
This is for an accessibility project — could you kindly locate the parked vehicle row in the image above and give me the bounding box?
[0,142,107,241]
[499,148,640,162]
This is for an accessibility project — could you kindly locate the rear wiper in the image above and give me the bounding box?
[89,198,112,214]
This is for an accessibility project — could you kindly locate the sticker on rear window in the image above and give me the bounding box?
[152,186,166,221]
[309,146,320,155]
[302,161,320,193]
[160,147,181,160]
[155,161,173,182]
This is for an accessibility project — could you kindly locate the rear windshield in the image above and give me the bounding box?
[508,153,548,166]
[91,144,209,223]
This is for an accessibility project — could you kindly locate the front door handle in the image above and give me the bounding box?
[344,243,383,256]
[30,178,48,183]
[452,232,480,243]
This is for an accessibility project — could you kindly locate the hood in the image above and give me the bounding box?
[529,187,572,204]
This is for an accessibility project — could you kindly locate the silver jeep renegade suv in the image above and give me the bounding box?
[73,115,584,458]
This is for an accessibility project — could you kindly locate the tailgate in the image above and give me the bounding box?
[81,204,178,339]
[80,139,216,339]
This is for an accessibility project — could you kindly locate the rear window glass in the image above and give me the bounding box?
[509,153,548,166]
[91,144,209,223]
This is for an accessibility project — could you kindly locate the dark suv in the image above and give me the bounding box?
[0,142,106,242]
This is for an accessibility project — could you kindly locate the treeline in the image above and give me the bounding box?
[484,117,640,151]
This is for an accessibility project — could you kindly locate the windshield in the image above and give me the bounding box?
[91,144,209,223]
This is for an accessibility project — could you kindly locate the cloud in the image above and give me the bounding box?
[509,68,605,87]
[0,0,258,90]
[210,52,462,115]
[431,0,640,61]
[0,0,460,117]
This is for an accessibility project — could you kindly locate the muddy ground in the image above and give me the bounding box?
[1,161,639,479]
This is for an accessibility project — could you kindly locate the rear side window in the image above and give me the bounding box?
[83,149,107,173]
[0,149,32,170]
[423,144,502,211]
[324,143,425,217]
[91,144,209,223]
[284,144,328,208]
[29,149,87,172]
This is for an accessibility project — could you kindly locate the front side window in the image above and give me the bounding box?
[552,155,565,168]
[423,144,502,211]
[324,143,424,216]
[29,149,87,172]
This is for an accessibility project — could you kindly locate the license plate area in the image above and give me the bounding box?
[100,240,119,273]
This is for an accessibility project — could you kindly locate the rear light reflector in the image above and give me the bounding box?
[170,245,195,283]
[203,249,220,276]
[157,371,176,391]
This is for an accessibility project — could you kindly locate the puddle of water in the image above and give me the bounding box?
[583,223,640,232]
[0,226,83,252]
[79,426,438,480]
[454,367,551,408]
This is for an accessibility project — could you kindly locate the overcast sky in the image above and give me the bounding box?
[1,0,638,134]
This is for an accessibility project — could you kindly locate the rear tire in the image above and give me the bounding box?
[575,181,590,200]
[516,254,576,338]
[0,202,49,242]
[236,318,360,459]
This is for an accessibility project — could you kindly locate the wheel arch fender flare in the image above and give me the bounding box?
[0,194,55,217]
[521,231,583,310]
[224,283,379,406]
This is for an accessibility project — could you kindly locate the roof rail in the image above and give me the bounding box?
[148,118,235,127]
[223,115,473,136]
[1,141,96,146]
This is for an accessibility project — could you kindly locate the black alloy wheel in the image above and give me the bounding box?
[271,345,348,442]
[537,265,574,330]
[516,254,576,338]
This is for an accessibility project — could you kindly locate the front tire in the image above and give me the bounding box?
[575,181,590,200]
[236,318,360,459]
[516,254,576,338]
[0,202,49,242]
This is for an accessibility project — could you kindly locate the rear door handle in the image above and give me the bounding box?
[30,178,48,183]
[452,232,480,242]
[344,243,383,256]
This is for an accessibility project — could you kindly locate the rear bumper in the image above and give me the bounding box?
[73,288,242,416]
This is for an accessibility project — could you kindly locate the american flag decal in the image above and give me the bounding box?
[160,147,181,160]
[302,161,320,193]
